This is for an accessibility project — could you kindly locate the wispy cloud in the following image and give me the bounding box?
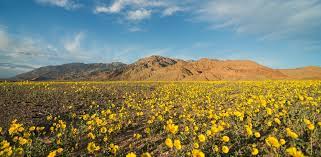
[127,9,151,21]
[162,6,183,16]
[0,63,35,71]
[94,0,185,22]
[128,27,144,32]
[35,0,81,10]
[196,0,321,40]
[64,32,84,53]
[94,0,166,14]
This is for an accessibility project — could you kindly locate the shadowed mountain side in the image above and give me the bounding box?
[12,55,321,81]
[14,62,127,81]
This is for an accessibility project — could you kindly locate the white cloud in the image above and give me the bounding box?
[94,0,125,14]
[64,32,84,53]
[162,6,183,16]
[35,0,81,10]
[0,28,9,49]
[94,0,185,22]
[128,27,143,32]
[127,9,151,21]
[94,0,161,14]
[196,0,321,40]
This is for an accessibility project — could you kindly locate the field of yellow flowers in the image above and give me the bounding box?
[0,81,321,156]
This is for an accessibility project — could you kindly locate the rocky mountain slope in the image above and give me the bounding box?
[12,56,321,81]
[14,62,126,81]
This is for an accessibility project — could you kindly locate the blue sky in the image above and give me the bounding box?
[1,0,321,78]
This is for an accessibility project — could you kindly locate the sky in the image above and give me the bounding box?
[1,0,321,78]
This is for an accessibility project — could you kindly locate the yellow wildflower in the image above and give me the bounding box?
[221,136,230,142]
[213,145,219,152]
[166,123,178,134]
[87,142,100,153]
[193,143,199,149]
[192,149,205,157]
[222,146,229,154]
[307,124,315,131]
[251,148,259,155]
[174,139,182,150]
[265,136,280,148]
[87,132,96,139]
[286,128,299,139]
[47,151,56,157]
[141,152,152,157]
[165,138,173,148]
[57,148,63,153]
[286,147,304,157]
[280,139,286,145]
[266,108,273,115]
[18,137,28,145]
[274,118,281,125]
[198,134,206,143]
[100,127,107,133]
[29,126,36,131]
[126,152,136,157]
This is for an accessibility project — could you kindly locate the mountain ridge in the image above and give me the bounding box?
[11,55,321,81]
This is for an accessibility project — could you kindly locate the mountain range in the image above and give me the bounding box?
[12,55,321,81]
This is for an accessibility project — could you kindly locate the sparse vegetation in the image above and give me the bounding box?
[1,81,321,156]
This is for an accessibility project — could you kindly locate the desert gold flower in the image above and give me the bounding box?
[307,123,315,131]
[266,108,273,115]
[47,151,56,157]
[134,133,142,139]
[57,148,63,153]
[280,139,286,145]
[109,144,119,154]
[29,126,36,131]
[222,146,229,154]
[126,152,136,157]
[100,127,107,133]
[87,132,95,139]
[18,137,28,145]
[254,132,261,138]
[198,134,206,143]
[192,149,205,157]
[221,136,230,142]
[286,147,304,157]
[141,152,152,157]
[265,136,280,148]
[47,115,53,121]
[166,123,178,134]
[206,130,212,136]
[87,142,100,153]
[274,118,281,125]
[213,145,219,152]
[245,125,253,136]
[286,128,299,139]
[174,139,182,150]
[165,138,173,148]
[251,148,259,155]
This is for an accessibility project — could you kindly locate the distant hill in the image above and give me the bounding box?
[12,56,321,81]
[14,62,126,81]
[279,66,321,80]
